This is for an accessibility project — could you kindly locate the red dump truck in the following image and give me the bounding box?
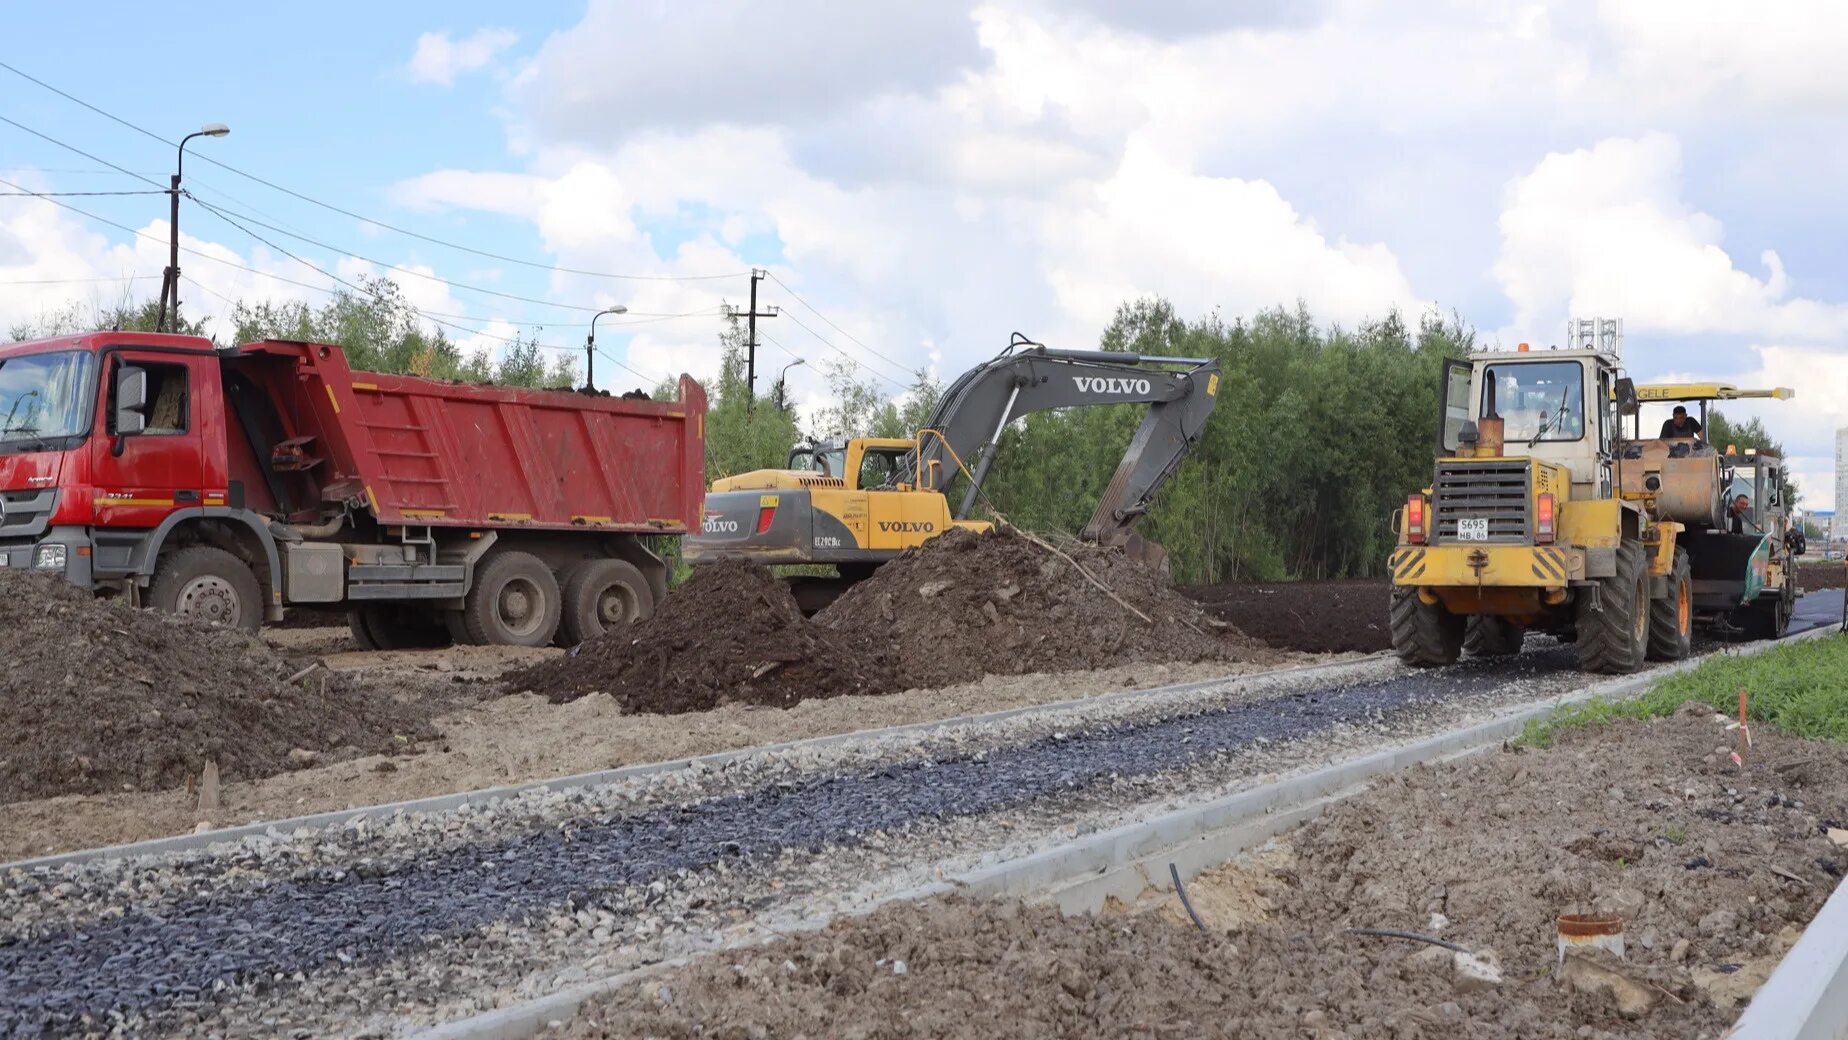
[0,331,705,646]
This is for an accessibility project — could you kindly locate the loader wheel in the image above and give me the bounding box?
[348,605,450,651]
[1646,549,1693,661]
[1389,587,1464,667]
[1463,615,1526,656]
[148,546,263,632]
[1576,541,1648,674]
[463,551,562,647]
[560,558,653,645]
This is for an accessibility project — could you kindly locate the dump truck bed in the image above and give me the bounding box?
[242,340,706,533]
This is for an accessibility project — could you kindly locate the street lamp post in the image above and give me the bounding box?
[584,305,629,392]
[775,358,805,412]
[156,123,230,334]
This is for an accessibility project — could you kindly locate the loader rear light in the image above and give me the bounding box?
[1406,495,1426,544]
[1536,492,1555,544]
[755,506,777,534]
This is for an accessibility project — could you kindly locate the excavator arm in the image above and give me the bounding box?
[914,334,1220,545]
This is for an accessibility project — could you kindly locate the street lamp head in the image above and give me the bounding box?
[198,123,231,138]
[600,305,629,316]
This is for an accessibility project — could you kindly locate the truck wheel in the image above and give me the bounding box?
[1577,542,1648,674]
[463,551,562,647]
[348,605,450,651]
[560,558,653,645]
[148,546,263,632]
[1389,587,1464,667]
[1463,615,1526,656]
[1646,549,1693,661]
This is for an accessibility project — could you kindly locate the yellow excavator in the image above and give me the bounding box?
[685,334,1221,608]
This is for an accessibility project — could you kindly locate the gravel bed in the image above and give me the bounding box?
[0,643,1676,1036]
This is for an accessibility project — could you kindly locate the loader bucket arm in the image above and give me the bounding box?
[914,338,1220,541]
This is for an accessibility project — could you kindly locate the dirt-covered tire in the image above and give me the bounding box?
[348,605,450,651]
[1646,548,1693,662]
[462,551,562,647]
[1389,587,1464,667]
[148,545,263,632]
[443,610,477,646]
[1463,615,1526,656]
[1577,541,1649,674]
[559,558,653,645]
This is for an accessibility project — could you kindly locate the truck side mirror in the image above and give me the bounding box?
[113,364,149,436]
[1613,377,1639,416]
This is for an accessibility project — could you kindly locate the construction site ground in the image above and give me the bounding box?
[567,707,1848,1039]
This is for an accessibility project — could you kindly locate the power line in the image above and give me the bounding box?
[0,189,164,197]
[0,274,156,285]
[0,59,745,283]
[779,308,913,385]
[0,114,165,189]
[767,271,914,375]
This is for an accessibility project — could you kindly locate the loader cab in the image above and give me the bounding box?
[1440,345,1623,499]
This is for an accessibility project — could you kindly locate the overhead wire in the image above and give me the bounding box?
[778,308,912,387]
[767,270,914,375]
[0,189,165,197]
[0,59,745,283]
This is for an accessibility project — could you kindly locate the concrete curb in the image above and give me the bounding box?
[4,654,1394,873]
[414,627,1839,1039]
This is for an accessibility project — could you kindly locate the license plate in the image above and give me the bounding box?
[1456,518,1490,541]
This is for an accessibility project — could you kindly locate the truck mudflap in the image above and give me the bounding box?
[1389,544,1582,588]
[1686,530,1770,611]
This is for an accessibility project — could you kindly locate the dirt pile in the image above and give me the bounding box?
[567,711,1848,1038]
[0,572,433,805]
[815,527,1261,688]
[1186,578,1391,653]
[504,560,894,713]
[1799,561,1845,590]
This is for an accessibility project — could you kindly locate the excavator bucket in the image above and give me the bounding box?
[1119,530,1170,577]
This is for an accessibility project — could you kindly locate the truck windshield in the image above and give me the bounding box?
[1482,360,1583,443]
[0,350,95,451]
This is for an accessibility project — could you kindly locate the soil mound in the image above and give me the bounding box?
[1798,561,1845,590]
[505,560,894,713]
[815,527,1257,688]
[1185,578,1391,653]
[0,572,433,805]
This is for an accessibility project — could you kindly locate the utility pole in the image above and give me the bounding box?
[729,268,778,412]
[157,123,230,333]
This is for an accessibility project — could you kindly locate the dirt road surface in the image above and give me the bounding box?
[567,707,1848,1039]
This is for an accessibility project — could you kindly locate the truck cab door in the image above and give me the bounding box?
[89,351,209,528]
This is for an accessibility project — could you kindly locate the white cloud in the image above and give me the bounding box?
[408,28,519,87]
[1495,134,1848,341]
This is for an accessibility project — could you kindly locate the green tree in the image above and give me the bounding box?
[1709,409,1800,505]
[700,314,800,481]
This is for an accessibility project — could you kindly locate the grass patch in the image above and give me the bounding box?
[1520,633,1848,747]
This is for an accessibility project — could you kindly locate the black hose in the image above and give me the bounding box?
[1343,927,1471,953]
[1169,863,1206,932]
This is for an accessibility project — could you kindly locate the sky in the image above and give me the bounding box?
[1,0,1845,504]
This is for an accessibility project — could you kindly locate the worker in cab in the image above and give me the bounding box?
[1730,493,1753,535]
[1660,405,1703,439]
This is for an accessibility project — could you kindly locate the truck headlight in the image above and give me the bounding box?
[33,543,66,570]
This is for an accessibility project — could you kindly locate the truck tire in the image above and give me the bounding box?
[1389,587,1464,667]
[348,605,450,651]
[1463,615,1526,656]
[148,545,263,632]
[560,558,653,645]
[463,551,562,647]
[1577,541,1648,674]
[1646,548,1693,661]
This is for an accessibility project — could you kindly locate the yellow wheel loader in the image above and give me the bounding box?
[1388,318,1795,674]
[686,334,1221,609]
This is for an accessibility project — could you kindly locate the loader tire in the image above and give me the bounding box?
[560,558,653,645]
[348,605,450,651]
[1576,541,1649,674]
[1389,587,1464,667]
[1646,548,1693,662]
[463,551,562,647]
[148,545,263,632]
[1463,615,1526,656]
